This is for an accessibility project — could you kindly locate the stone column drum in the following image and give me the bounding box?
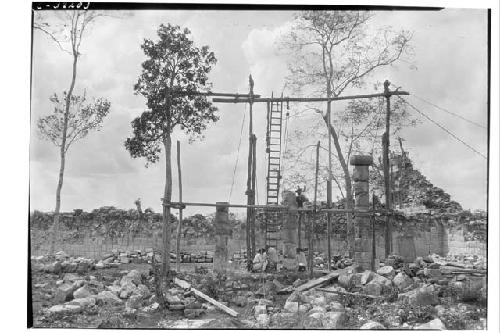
[350,155,373,270]
[214,202,230,274]
[282,190,298,269]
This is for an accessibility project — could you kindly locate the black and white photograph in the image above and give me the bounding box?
[16,0,499,330]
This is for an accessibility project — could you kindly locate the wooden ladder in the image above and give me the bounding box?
[265,93,284,250]
[265,92,283,205]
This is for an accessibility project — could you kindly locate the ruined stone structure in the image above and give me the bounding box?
[350,155,373,270]
[281,190,298,269]
[214,202,230,273]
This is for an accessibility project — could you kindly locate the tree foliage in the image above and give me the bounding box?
[125,23,218,277]
[125,24,218,165]
[33,10,106,56]
[33,10,111,254]
[283,96,418,201]
[279,10,414,198]
[282,11,413,97]
[38,91,110,152]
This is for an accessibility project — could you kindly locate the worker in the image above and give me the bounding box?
[266,246,278,272]
[252,248,268,272]
[296,248,307,272]
[296,186,309,208]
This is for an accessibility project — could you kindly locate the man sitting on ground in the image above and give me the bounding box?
[252,248,268,272]
[266,246,278,272]
[296,248,307,272]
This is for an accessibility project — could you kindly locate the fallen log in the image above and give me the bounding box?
[316,287,381,300]
[174,277,239,317]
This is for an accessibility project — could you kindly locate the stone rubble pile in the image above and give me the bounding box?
[32,252,96,274]
[42,269,156,316]
[94,249,214,268]
[246,251,486,329]
[28,249,216,271]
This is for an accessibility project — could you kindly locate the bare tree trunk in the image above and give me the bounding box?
[162,131,173,280]
[321,114,354,257]
[49,50,78,255]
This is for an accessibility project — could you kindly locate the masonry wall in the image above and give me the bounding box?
[30,210,486,262]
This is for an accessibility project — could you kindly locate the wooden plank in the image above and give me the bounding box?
[316,287,381,300]
[295,271,340,292]
[174,278,239,317]
[286,271,339,303]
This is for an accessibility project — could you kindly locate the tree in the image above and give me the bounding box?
[280,10,412,255]
[34,11,110,254]
[125,24,218,278]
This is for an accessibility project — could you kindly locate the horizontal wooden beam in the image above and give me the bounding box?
[161,200,391,215]
[172,91,261,98]
[212,91,409,104]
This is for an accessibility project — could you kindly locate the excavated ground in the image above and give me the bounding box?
[30,254,487,329]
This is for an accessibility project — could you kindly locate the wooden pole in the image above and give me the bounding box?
[175,140,183,272]
[310,141,320,279]
[383,80,392,257]
[371,193,376,271]
[327,96,333,271]
[326,180,332,271]
[298,212,302,249]
[251,134,257,257]
[246,74,255,271]
[212,91,409,104]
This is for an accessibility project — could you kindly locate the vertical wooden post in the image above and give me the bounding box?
[383,80,392,257]
[298,212,302,249]
[326,180,332,271]
[327,97,333,271]
[371,193,376,271]
[251,134,257,257]
[246,75,255,271]
[175,140,183,272]
[310,141,320,279]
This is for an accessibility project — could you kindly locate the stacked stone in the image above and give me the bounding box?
[214,202,230,274]
[350,155,373,270]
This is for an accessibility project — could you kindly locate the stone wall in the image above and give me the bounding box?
[30,208,227,260]
[30,207,486,262]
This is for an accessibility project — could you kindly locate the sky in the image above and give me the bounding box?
[30,8,489,217]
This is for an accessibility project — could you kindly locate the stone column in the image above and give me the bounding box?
[350,155,373,270]
[282,190,298,269]
[214,202,230,274]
